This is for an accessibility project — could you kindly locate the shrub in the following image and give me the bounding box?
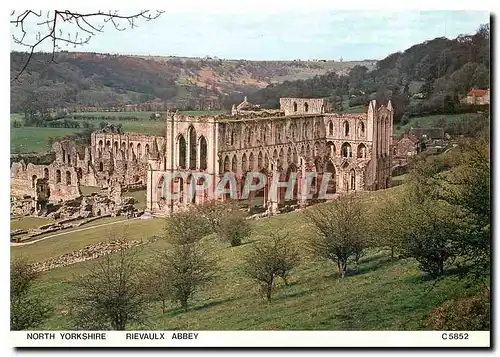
[244,231,300,301]
[427,289,490,330]
[216,211,251,247]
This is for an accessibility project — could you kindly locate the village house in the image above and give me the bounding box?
[461,89,490,105]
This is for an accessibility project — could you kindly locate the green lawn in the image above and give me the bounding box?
[126,190,147,210]
[10,184,484,331]
[343,105,365,114]
[10,127,79,153]
[395,113,484,134]
[11,216,132,263]
[10,110,225,154]
[10,217,54,231]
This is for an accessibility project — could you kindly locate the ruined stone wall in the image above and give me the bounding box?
[10,160,82,202]
[279,98,330,116]
[147,99,394,216]
[90,132,164,187]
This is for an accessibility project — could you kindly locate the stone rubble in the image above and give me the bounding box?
[31,239,146,273]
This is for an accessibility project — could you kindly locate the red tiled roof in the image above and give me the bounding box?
[467,89,489,97]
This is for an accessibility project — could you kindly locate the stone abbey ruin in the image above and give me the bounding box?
[10,97,394,218]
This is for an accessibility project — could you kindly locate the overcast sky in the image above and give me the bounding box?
[10,10,489,61]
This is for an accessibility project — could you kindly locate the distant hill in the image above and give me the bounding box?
[10,52,376,112]
[248,24,490,123]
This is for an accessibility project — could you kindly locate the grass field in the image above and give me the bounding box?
[10,127,79,153]
[11,216,130,263]
[10,184,485,330]
[395,113,484,134]
[126,190,147,210]
[10,110,225,153]
[10,217,55,231]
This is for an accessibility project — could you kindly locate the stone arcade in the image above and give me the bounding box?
[146,97,393,216]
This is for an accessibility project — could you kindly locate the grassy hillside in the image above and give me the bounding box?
[11,51,376,112]
[11,185,485,330]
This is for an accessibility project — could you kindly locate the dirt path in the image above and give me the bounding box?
[11,218,139,247]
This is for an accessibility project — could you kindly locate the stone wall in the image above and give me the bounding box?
[279,98,330,116]
[10,160,82,202]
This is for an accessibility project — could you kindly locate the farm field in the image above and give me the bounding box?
[10,110,226,153]
[11,185,486,330]
[395,113,484,134]
[10,127,79,153]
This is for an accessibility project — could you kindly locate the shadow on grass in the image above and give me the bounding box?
[356,255,396,275]
[165,296,237,317]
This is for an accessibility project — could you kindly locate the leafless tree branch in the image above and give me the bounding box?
[10,9,164,82]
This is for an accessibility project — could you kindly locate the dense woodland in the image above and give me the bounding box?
[249,24,490,123]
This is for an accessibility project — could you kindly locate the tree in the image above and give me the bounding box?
[150,241,215,312]
[11,10,163,81]
[154,208,217,312]
[164,209,212,245]
[68,236,148,330]
[438,135,490,279]
[305,195,369,278]
[10,259,52,330]
[244,231,300,302]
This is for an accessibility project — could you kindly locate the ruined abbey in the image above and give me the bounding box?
[10,96,393,217]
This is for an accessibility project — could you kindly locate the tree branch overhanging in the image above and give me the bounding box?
[10,10,164,82]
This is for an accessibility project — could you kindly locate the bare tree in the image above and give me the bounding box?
[10,258,52,330]
[305,195,369,278]
[244,231,300,302]
[164,208,212,245]
[151,242,215,312]
[10,10,163,81]
[67,236,148,330]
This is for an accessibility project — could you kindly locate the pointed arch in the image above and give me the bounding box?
[137,143,142,160]
[257,151,263,170]
[157,176,165,200]
[188,125,197,169]
[357,143,367,158]
[178,134,187,169]
[241,153,248,173]
[44,168,49,180]
[56,170,61,183]
[328,121,334,135]
[223,155,230,172]
[249,152,255,171]
[199,136,208,170]
[231,154,238,173]
[359,121,366,136]
[287,147,292,163]
[350,169,356,191]
[341,142,352,158]
[326,141,336,157]
[343,121,350,136]
[145,144,150,157]
[325,161,336,194]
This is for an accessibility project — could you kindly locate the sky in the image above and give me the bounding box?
[10,10,489,61]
